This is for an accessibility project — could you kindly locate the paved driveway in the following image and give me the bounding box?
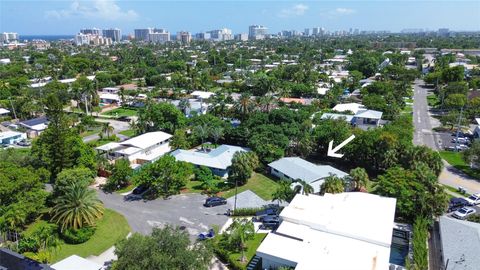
[97,191,230,238]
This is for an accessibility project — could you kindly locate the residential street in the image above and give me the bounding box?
[82,118,131,142]
[412,79,480,194]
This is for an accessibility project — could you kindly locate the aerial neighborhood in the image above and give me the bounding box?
[1,2,480,270]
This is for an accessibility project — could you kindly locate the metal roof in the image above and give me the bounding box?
[355,109,383,120]
[19,116,48,128]
[268,157,348,183]
[120,131,172,150]
[439,216,480,270]
[171,144,248,170]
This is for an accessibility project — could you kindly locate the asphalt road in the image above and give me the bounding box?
[412,79,480,194]
[97,191,230,239]
[412,79,441,150]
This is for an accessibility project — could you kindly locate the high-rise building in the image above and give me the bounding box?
[102,28,121,42]
[438,28,450,37]
[207,28,233,41]
[0,32,19,43]
[134,28,153,41]
[74,33,91,46]
[194,32,211,41]
[249,25,268,40]
[80,28,101,36]
[235,33,249,41]
[176,31,192,44]
[148,32,170,43]
[304,28,311,36]
[312,27,320,36]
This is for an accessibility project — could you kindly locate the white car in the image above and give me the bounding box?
[452,207,476,220]
[465,193,480,206]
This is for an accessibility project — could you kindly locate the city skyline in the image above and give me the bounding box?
[1,0,479,35]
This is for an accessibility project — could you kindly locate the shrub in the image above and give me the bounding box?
[18,236,39,253]
[61,226,96,244]
[231,207,264,217]
[411,217,429,270]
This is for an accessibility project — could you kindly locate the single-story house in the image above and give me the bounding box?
[268,157,348,194]
[320,109,384,129]
[0,130,27,145]
[96,131,172,169]
[256,193,397,270]
[190,90,215,100]
[99,93,121,105]
[19,116,48,138]
[102,87,120,94]
[171,144,249,177]
[0,58,11,64]
[170,99,208,117]
[439,216,480,270]
[0,108,10,116]
[51,255,102,270]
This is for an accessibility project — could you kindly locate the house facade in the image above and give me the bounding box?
[0,130,27,145]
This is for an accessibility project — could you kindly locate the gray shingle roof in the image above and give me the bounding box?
[439,216,480,270]
[268,157,348,183]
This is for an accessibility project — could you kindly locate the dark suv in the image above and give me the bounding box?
[254,207,279,222]
[448,197,469,213]
[204,196,227,207]
[261,216,280,230]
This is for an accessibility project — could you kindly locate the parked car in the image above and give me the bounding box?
[452,207,476,219]
[253,207,279,222]
[448,198,469,212]
[465,193,480,206]
[132,185,149,195]
[16,140,31,147]
[117,116,131,122]
[446,145,469,151]
[204,196,227,207]
[261,216,280,230]
[451,137,470,144]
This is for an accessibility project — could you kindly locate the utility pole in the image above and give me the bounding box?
[8,97,17,119]
[454,106,464,152]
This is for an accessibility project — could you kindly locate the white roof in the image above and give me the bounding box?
[95,142,121,151]
[332,103,366,114]
[171,144,248,170]
[355,109,383,120]
[190,90,215,99]
[120,131,172,150]
[0,108,10,114]
[475,118,480,125]
[0,58,11,64]
[257,193,396,270]
[99,93,121,101]
[59,78,76,84]
[51,255,102,270]
[0,130,24,139]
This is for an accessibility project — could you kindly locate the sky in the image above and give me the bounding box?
[0,0,479,35]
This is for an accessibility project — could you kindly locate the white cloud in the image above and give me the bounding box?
[278,4,309,18]
[45,0,138,21]
[330,8,356,16]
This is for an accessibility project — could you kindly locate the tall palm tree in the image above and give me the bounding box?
[179,98,191,115]
[320,175,345,195]
[50,183,104,231]
[194,124,210,150]
[102,122,114,139]
[349,167,370,191]
[294,179,314,195]
[227,218,255,263]
[210,126,224,146]
[235,92,252,120]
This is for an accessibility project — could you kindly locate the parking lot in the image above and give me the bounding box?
[97,191,231,239]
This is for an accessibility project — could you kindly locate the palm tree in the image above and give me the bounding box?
[294,179,314,195]
[194,124,210,150]
[179,98,191,115]
[102,122,114,139]
[50,183,104,231]
[210,126,224,146]
[349,167,370,191]
[235,92,252,120]
[226,218,255,263]
[320,175,345,195]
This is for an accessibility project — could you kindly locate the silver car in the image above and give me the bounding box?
[452,207,476,220]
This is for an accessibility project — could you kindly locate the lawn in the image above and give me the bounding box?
[442,184,471,197]
[115,184,135,194]
[439,151,480,180]
[119,129,136,137]
[80,128,101,138]
[220,173,280,201]
[50,209,130,262]
[87,137,119,147]
[228,233,267,269]
[427,94,440,107]
[102,107,138,117]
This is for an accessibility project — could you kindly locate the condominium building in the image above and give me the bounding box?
[102,28,121,42]
[80,28,101,36]
[249,25,268,40]
[74,33,112,46]
[148,32,170,43]
[312,27,325,36]
[234,33,248,41]
[74,33,91,46]
[176,31,192,44]
[134,28,153,41]
[304,28,311,36]
[0,32,19,43]
[207,28,233,41]
[194,32,211,41]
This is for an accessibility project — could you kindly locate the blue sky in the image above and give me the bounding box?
[1,0,479,35]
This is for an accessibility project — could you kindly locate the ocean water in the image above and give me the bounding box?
[20,35,74,41]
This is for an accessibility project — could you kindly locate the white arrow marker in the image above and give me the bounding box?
[327,135,356,158]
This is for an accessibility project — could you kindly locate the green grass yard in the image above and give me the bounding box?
[220,173,279,201]
[26,209,131,263]
[227,233,267,269]
[101,108,138,117]
[119,129,136,137]
[439,151,480,180]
